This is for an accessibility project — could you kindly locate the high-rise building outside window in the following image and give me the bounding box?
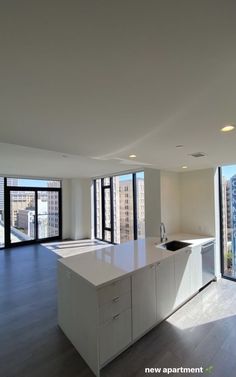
[136,171,145,239]
[220,166,236,279]
[113,174,134,243]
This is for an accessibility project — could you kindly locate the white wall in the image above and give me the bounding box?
[213,168,221,278]
[180,168,215,236]
[62,179,71,239]
[160,171,181,234]
[70,178,92,240]
[63,168,216,243]
[144,168,161,237]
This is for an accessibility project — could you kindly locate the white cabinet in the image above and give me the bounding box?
[156,256,175,322]
[99,309,132,365]
[58,265,132,377]
[132,264,157,340]
[174,248,192,308]
[98,278,132,364]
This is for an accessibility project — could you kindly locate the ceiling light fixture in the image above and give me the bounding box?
[182,166,188,169]
[129,154,137,158]
[190,152,206,158]
[221,124,235,132]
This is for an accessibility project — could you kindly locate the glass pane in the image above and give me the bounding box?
[10,191,35,243]
[38,191,59,239]
[221,165,236,278]
[113,174,134,244]
[95,180,102,238]
[103,177,110,186]
[7,178,61,188]
[136,172,145,239]
[104,188,111,228]
[104,230,111,242]
[0,177,4,247]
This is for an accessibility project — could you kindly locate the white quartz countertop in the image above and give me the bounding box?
[58,233,214,288]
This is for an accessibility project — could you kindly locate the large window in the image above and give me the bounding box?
[0,177,4,247]
[136,172,145,239]
[220,166,236,279]
[94,172,145,244]
[113,174,134,243]
[0,177,62,248]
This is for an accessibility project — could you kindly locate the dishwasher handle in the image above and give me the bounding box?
[201,241,215,254]
[201,241,215,249]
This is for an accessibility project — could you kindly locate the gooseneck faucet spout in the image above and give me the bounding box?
[160,222,168,243]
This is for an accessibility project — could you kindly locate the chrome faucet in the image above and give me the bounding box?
[160,222,168,243]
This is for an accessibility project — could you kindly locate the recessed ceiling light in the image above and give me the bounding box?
[221,124,235,132]
[129,154,136,158]
[176,145,184,148]
[189,152,206,158]
[182,166,188,169]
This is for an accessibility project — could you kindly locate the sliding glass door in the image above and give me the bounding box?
[10,190,36,244]
[38,191,60,239]
[4,178,62,247]
[0,177,5,248]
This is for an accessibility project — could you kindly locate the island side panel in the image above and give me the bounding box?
[58,261,100,376]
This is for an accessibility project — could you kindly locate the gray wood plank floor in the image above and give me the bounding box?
[1,244,236,377]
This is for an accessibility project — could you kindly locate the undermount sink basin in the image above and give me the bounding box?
[159,240,192,251]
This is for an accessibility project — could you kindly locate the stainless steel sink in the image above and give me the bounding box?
[158,240,192,251]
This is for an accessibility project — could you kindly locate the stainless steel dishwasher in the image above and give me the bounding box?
[201,241,215,286]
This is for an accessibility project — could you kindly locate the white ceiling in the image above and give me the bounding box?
[0,1,236,178]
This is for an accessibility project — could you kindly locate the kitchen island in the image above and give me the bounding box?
[58,234,215,376]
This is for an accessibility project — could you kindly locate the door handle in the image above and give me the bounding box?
[112,296,120,303]
[113,314,120,320]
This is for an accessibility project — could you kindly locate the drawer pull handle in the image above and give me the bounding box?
[113,314,120,320]
[112,296,120,303]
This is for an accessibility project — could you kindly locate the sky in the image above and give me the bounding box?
[118,172,144,181]
[221,165,236,180]
[9,179,60,188]
[18,179,48,187]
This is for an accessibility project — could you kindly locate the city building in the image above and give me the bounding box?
[230,175,236,271]
[17,208,35,238]
[221,177,229,255]
[0,177,3,221]
[10,191,35,228]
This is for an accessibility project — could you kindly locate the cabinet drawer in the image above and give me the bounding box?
[99,308,131,365]
[98,277,131,307]
[99,291,131,324]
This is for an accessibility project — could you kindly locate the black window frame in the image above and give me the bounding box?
[3,179,62,248]
[93,171,143,244]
